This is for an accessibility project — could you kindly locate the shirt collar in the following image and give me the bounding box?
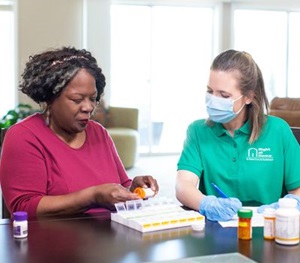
[239,120,251,135]
[212,120,251,137]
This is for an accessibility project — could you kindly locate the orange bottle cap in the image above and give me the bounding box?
[133,187,146,199]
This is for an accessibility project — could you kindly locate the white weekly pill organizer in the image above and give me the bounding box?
[111,197,205,233]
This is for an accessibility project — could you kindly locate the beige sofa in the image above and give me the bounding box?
[92,105,139,169]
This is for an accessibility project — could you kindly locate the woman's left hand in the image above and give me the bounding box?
[130,175,159,194]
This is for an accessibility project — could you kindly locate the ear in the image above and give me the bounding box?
[40,102,48,113]
[245,91,254,105]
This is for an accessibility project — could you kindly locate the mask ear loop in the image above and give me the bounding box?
[233,94,244,102]
[235,103,246,115]
[233,94,246,115]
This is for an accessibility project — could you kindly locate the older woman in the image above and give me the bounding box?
[0,47,158,218]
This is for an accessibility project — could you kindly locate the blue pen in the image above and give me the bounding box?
[211,183,228,198]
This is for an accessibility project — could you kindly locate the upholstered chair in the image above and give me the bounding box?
[269,97,300,127]
[92,104,139,169]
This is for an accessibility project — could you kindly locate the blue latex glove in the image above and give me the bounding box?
[257,194,300,213]
[199,195,242,221]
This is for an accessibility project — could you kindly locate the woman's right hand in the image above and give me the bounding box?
[93,183,140,205]
[199,195,242,221]
[36,184,140,217]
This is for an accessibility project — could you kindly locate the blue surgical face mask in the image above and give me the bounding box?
[205,92,245,123]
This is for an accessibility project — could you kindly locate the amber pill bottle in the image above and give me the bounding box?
[238,209,253,240]
[133,187,155,199]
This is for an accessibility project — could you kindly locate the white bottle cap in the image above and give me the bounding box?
[191,221,205,231]
[278,198,297,208]
[263,207,276,216]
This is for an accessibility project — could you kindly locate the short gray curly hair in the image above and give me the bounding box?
[19,46,106,104]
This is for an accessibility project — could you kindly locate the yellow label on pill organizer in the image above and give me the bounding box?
[152,222,161,227]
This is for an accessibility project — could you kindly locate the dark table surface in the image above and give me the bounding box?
[1,212,299,263]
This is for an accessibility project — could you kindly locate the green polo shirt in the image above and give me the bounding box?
[177,115,300,206]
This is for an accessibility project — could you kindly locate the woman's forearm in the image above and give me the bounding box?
[36,183,140,217]
[176,182,204,211]
[175,170,205,211]
[36,186,97,217]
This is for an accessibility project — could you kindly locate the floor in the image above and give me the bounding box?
[126,154,180,202]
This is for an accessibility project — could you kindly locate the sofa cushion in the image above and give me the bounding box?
[270,97,300,111]
[107,127,138,169]
[269,97,300,127]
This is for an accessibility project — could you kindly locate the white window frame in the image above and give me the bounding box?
[231,1,300,99]
[0,0,17,118]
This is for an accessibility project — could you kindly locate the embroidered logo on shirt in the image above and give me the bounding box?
[246,147,274,161]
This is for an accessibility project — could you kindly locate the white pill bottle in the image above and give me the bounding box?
[275,198,300,245]
[13,211,28,238]
[263,207,276,240]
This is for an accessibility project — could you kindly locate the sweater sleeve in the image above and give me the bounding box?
[0,125,46,218]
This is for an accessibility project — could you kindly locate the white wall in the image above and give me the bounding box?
[84,0,111,104]
[17,0,84,106]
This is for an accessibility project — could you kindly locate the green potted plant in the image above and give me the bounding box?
[0,103,36,129]
[0,104,37,151]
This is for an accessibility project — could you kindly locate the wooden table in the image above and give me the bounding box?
[1,212,299,263]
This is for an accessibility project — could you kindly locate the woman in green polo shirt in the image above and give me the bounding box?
[176,49,300,221]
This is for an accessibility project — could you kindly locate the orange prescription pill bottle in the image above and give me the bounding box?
[133,187,155,199]
[238,209,253,240]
